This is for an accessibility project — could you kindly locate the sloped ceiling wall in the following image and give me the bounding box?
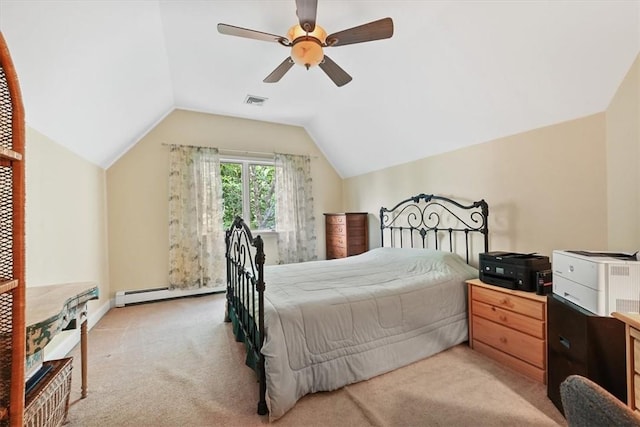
[0,0,638,177]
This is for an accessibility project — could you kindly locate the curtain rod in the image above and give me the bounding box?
[161,143,318,159]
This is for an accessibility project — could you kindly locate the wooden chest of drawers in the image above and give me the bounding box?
[324,213,368,259]
[467,278,547,384]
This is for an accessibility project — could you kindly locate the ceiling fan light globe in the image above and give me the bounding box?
[288,24,327,68]
[290,40,324,68]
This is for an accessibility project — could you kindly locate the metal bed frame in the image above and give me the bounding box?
[224,194,489,415]
[380,193,489,263]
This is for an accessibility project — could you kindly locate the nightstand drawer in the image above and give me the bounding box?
[473,316,545,368]
[473,340,546,383]
[473,300,544,339]
[472,285,544,320]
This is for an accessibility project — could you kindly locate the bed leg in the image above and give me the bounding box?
[257,400,268,415]
[255,237,267,416]
[224,300,230,323]
[257,357,268,415]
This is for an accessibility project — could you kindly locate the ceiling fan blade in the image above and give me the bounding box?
[264,57,295,83]
[326,17,394,47]
[318,55,352,87]
[217,23,286,44]
[296,0,318,32]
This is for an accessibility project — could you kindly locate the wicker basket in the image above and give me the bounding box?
[24,357,72,427]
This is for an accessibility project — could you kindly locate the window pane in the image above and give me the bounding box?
[221,162,242,229]
[249,164,275,230]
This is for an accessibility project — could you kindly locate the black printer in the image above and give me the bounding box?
[479,251,551,292]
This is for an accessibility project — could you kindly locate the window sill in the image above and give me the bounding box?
[253,230,277,237]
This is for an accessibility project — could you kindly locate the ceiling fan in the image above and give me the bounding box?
[217,0,393,87]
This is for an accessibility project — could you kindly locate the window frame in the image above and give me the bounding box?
[220,154,276,233]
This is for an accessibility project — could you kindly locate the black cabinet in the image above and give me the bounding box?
[547,294,626,413]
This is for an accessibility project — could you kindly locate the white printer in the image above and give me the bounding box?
[552,250,640,316]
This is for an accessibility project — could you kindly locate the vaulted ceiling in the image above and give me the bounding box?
[0,1,638,178]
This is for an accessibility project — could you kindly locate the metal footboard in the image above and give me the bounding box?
[224,216,267,415]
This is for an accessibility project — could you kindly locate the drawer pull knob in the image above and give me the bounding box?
[500,298,512,307]
[499,315,507,322]
[499,337,507,344]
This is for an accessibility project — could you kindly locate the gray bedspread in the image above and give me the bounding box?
[261,247,478,420]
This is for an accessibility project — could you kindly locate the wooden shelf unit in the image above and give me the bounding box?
[0,147,21,162]
[0,280,18,294]
[0,31,27,426]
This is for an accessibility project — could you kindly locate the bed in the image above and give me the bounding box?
[225,193,489,420]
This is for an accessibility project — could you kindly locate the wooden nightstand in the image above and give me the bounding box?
[324,213,368,259]
[467,278,547,384]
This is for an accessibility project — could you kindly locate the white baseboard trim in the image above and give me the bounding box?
[115,286,225,307]
[43,287,225,360]
[44,298,113,361]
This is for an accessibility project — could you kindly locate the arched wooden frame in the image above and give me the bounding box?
[0,31,27,427]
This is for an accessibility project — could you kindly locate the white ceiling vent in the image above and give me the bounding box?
[244,95,267,106]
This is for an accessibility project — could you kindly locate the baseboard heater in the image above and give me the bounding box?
[115,286,224,307]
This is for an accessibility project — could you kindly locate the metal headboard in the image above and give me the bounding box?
[379,193,489,264]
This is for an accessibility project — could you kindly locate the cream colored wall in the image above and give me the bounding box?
[25,127,109,309]
[344,114,609,258]
[25,53,639,304]
[107,109,342,296]
[606,54,640,251]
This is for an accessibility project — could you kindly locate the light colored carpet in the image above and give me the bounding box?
[64,293,566,426]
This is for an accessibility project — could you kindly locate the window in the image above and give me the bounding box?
[220,158,275,231]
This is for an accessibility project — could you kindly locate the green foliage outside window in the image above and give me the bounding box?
[249,164,275,230]
[221,161,275,230]
[221,162,242,229]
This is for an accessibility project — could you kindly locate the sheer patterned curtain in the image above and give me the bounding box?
[275,153,317,263]
[168,145,225,289]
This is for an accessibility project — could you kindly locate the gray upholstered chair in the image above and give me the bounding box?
[560,375,640,427]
